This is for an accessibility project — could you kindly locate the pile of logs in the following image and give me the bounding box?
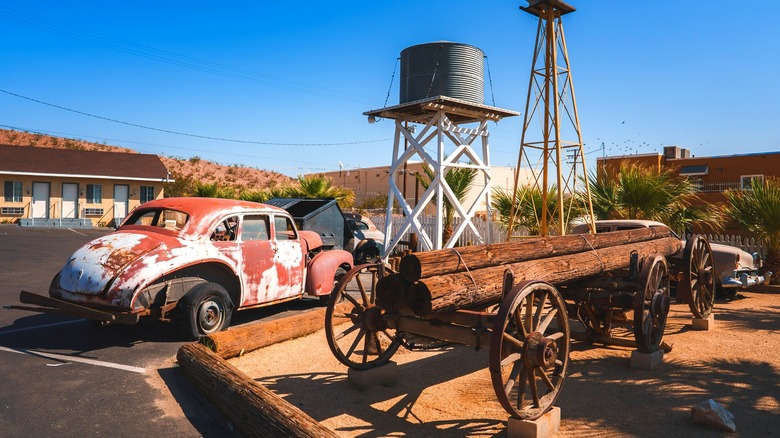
[377,227,683,316]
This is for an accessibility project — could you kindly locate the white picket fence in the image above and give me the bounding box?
[706,234,766,258]
[367,214,514,251]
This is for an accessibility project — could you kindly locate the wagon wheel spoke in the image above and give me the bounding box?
[536,368,555,391]
[516,367,528,409]
[537,307,559,334]
[355,275,369,306]
[325,264,402,370]
[500,352,523,368]
[528,368,540,407]
[532,291,549,330]
[502,332,525,350]
[514,306,530,340]
[346,329,366,359]
[490,281,570,420]
[333,323,360,342]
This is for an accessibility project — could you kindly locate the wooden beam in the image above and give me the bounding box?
[177,343,337,438]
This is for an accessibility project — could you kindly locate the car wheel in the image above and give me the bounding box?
[177,282,233,340]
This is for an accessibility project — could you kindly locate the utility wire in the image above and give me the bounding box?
[0,6,382,106]
[0,89,391,147]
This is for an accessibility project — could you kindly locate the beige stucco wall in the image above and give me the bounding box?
[314,163,532,214]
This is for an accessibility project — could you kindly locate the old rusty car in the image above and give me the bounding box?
[15,197,353,339]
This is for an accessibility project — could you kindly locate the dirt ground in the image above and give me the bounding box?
[230,291,780,437]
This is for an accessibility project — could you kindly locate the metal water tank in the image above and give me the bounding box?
[400,42,484,104]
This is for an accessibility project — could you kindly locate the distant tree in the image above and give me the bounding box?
[164,174,196,198]
[239,186,291,203]
[287,174,355,208]
[587,164,722,235]
[725,177,780,276]
[356,193,392,211]
[193,182,236,199]
[492,185,577,236]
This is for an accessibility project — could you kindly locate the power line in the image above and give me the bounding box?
[0,6,382,106]
[0,89,392,147]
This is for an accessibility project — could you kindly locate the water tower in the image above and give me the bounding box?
[365,42,518,255]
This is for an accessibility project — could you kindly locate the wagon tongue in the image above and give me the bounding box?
[58,233,163,295]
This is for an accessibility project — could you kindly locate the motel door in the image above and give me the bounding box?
[31,182,50,219]
[114,185,129,224]
[62,183,78,219]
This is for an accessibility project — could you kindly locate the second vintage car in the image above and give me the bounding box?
[16,197,354,338]
[572,219,770,296]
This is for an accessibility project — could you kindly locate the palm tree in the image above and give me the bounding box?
[286,174,355,208]
[493,185,578,236]
[193,182,236,199]
[725,177,780,276]
[415,165,478,244]
[587,171,622,220]
[587,164,722,235]
[239,186,291,203]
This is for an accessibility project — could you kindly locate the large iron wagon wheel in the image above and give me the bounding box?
[633,254,671,354]
[489,280,570,420]
[325,264,403,370]
[683,235,716,318]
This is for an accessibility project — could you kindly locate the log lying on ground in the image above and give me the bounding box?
[201,303,350,359]
[177,342,337,438]
[397,236,683,316]
[398,227,673,283]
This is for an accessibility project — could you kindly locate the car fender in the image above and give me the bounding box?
[305,250,353,297]
[354,239,384,263]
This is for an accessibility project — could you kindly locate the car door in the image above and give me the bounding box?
[237,214,304,306]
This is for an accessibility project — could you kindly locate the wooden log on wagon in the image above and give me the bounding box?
[398,227,673,283]
[398,236,683,316]
[177,342,337,438]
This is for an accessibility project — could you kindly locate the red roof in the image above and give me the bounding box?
[0,144,170,180]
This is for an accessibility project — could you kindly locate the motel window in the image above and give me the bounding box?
[140,185,155,203]
[3,181,23,203]
[740,175,764,190]
[86,184,102,204]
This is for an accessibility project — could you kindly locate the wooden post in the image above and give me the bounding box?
[177,343,338,438]
[201,306,340,359]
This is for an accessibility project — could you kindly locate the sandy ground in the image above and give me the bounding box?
[229,291,780,437]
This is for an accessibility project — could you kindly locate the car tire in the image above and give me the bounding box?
[177,282,233,340]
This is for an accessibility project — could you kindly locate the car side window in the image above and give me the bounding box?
[274,216,296,241]
[243,215,270,241]
[211,216,239,241]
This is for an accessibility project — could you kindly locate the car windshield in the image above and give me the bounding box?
[122,208,189,231]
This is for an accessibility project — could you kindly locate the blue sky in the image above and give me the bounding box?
[1,1,778,177]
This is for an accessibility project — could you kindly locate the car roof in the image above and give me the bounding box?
[129,197,287,235]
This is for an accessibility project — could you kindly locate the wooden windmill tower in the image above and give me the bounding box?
[508,0,595,237]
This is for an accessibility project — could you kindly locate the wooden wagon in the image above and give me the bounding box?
[323,228,716,420]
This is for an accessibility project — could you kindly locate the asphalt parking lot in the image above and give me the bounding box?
[0,224,322,437]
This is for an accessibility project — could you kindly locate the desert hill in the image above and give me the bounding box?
[0,128,294,195]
